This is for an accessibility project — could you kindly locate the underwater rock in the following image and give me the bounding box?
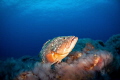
[0,34,120,80]
[105,34,120,54]
[14,71,39,80]
[72,38,106,52]
[54,50,112,80]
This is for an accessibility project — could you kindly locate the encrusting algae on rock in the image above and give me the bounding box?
[2,34,120,80]
[14,36,113,80]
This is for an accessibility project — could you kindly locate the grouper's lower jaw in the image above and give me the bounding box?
[67,36,78,53]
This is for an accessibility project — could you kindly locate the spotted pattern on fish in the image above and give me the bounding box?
[39,36,78,64]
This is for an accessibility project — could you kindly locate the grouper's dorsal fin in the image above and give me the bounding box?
[43,40,51,46]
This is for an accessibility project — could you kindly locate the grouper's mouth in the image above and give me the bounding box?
[71,36,78,42]
[71,36,78,45]
[68,36,78,50]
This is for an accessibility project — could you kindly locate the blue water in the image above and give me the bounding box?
[0,0,120,60]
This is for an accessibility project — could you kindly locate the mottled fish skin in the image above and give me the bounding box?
[39,36,78,64]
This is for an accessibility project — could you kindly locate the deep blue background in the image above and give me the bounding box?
[0,0,120,60]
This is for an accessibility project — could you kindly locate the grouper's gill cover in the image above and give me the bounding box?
[39,36,78,64]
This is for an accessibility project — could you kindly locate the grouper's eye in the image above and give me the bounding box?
[63,37,66,40]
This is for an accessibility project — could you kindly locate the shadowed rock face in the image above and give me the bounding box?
[105,34,120,54]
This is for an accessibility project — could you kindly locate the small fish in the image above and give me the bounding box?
[39,36,78,64]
